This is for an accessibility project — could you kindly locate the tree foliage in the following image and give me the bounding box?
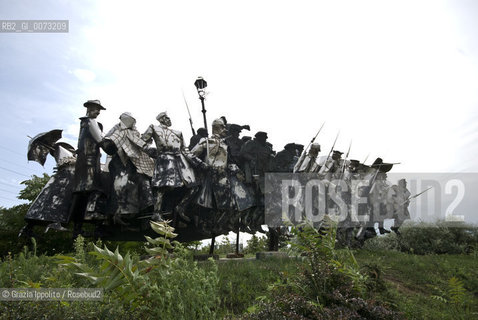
[18,173,50,202]
[57,221,219,319]
[0,173,73,257]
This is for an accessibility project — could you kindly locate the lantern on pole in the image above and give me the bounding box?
[194,76,208,135]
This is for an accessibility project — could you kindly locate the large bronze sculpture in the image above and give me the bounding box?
[23,91,413,248]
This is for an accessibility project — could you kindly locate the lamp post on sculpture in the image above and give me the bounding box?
[195,77,217,254]
[194,76,208,136]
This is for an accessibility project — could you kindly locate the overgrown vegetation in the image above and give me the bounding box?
[354,249,478,319]
[243,234,268,254]
[1,221,219,320]
[240,221,403,319]
[1,175,477,318]
[363,221,478,255]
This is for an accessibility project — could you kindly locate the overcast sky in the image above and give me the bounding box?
[1,1,477,224]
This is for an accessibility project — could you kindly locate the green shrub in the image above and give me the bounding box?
[243,234,267,254]
[363,221,478,255]
[1,221,219,320]
[242,220,403,319]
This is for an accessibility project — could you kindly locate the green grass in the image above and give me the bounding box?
[201,250,478,319]
[203,256,302,318]
[353,249,478,319]
[1,242,477,319]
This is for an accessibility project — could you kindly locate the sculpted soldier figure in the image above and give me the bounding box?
[239,131,274,191]
[272,143,296,172]
[70,100,106,236]
[142,112,196,219]
[102,112,155,224]
[191,118,255,212]
[189,127,207,150]
[225,124,246,168]
[319,150,343,179]
[293,144,304,167]
[388,178,411,233]
[22,142,77,235]
[368,158,395,234]
[343,159,361,181]
[293,143,321,173]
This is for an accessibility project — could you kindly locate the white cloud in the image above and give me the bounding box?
[72,68,96,83]
[66,0,478,175]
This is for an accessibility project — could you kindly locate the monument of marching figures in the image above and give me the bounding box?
[22,78,416,249]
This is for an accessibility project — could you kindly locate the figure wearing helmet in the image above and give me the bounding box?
[293,143,321,173]
[191,118,255,212]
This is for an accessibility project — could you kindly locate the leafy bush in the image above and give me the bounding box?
[244,234,267,254]
[242,220,403,319]
[18,174,51,202]
[0,221,219,320]
[0,204,32,256]
[363,221,478,255]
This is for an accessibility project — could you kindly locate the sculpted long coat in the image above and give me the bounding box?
[191,135,255,211]
[74,117,103,193]
[26,147,76,224]
[142,124,195,188]
[103,123,155,216]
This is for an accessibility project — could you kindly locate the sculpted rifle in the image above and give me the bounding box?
[293,122,325,172]
[318,130,340,174]
[182,90,196,136]
[401,186,433,206]
[339,140,352,178]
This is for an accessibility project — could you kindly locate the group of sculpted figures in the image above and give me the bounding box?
[23,99,411,246]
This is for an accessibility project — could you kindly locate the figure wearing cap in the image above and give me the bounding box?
[142,112,196,217]
[70,100,107,235]
[191,118,255,212]
[368,158,393,234]
[239,131,275,188]
[272,143,297,172]
[293,143,321,173]
[387,178,411,233]
[343,159,361,181]
[102,112,155,223]
[318,150,343,179]
[225,123,247,168]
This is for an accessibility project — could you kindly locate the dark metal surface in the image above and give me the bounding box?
[27,129,62,166]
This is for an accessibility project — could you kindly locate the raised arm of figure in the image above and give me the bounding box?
[88,119,103,143]
[141,124,154,144]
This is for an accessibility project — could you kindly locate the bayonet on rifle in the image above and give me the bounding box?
[182,90,196,136]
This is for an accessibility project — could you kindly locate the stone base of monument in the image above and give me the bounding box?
[193,254,219,261]
[226,253,244,259]
[256,251,288,260]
